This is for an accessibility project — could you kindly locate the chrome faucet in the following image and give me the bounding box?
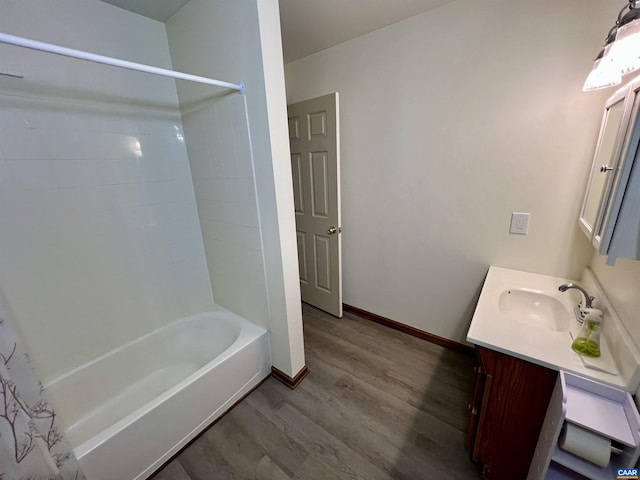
[558,283,595,322]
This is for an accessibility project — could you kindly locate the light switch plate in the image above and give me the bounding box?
[510,212,530,235]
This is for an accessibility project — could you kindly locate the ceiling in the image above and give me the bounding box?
[278,0,456,63]
[99,0,189,22]
[98,0,456,63]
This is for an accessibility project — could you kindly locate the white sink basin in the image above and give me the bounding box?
[498,288,572,332]
[467,266,640,392]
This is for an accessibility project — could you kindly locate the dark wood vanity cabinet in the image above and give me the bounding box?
[467,346,557,480]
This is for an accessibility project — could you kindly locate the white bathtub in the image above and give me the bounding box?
[45,306,271,480]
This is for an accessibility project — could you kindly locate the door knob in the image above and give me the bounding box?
[327,226,337,235]
[600,165,614,173]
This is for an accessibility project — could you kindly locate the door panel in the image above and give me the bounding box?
[313,234,331,292]
[308,111,327,138]
[310,151,329,218]
[288,93,342,317]
[288,116,300,140]
[296,232,308,283]
[291,154,304,213]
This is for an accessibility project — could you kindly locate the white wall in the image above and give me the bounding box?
[589,250,640,402]
[590,256,640,403]
[167,0,306,377]
[590,254,640,352]
[0,0,212,382]
[284,0,620,343]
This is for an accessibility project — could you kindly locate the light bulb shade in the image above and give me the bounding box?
[583,55,622,92]
[609,17,640,75]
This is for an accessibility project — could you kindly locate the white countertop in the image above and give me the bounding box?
[467,266,640,392]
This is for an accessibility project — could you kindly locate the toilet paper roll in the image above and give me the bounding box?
[559,422,611,467]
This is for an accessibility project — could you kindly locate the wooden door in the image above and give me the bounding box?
[288,93,342,317]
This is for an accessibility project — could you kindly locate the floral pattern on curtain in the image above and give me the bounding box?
[0,302,86,480]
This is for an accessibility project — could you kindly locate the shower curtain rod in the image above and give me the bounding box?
[0,32,245,93]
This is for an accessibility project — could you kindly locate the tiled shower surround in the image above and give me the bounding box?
[181,95,270,329]
[0,0,277,388]
[0,92,213,383]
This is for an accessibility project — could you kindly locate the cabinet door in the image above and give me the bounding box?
[579,75,640,265]
[580,93,626,242]
[474,347,557,480]
[466,363,487,457]
[608,147,640,263]
[598,86,640,261]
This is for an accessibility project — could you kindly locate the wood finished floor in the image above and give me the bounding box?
[151,304,482,480]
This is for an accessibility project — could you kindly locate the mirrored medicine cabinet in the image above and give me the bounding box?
[579,76,640,265]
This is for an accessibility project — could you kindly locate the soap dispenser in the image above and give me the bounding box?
[571,309,603,358]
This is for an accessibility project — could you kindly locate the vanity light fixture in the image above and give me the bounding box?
[584,1,640,91]
[610,1,640,75]
[583,27,621,92]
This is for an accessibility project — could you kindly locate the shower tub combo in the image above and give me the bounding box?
[0,30,274,480]
[45,306,271,480]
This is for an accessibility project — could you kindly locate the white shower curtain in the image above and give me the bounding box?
[0,300,85,480]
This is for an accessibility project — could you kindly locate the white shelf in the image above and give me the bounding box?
[547,461,589,480]
[565,376,635,446]
[528,372,640,480]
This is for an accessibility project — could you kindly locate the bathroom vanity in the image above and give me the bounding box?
[466,266,640,480]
